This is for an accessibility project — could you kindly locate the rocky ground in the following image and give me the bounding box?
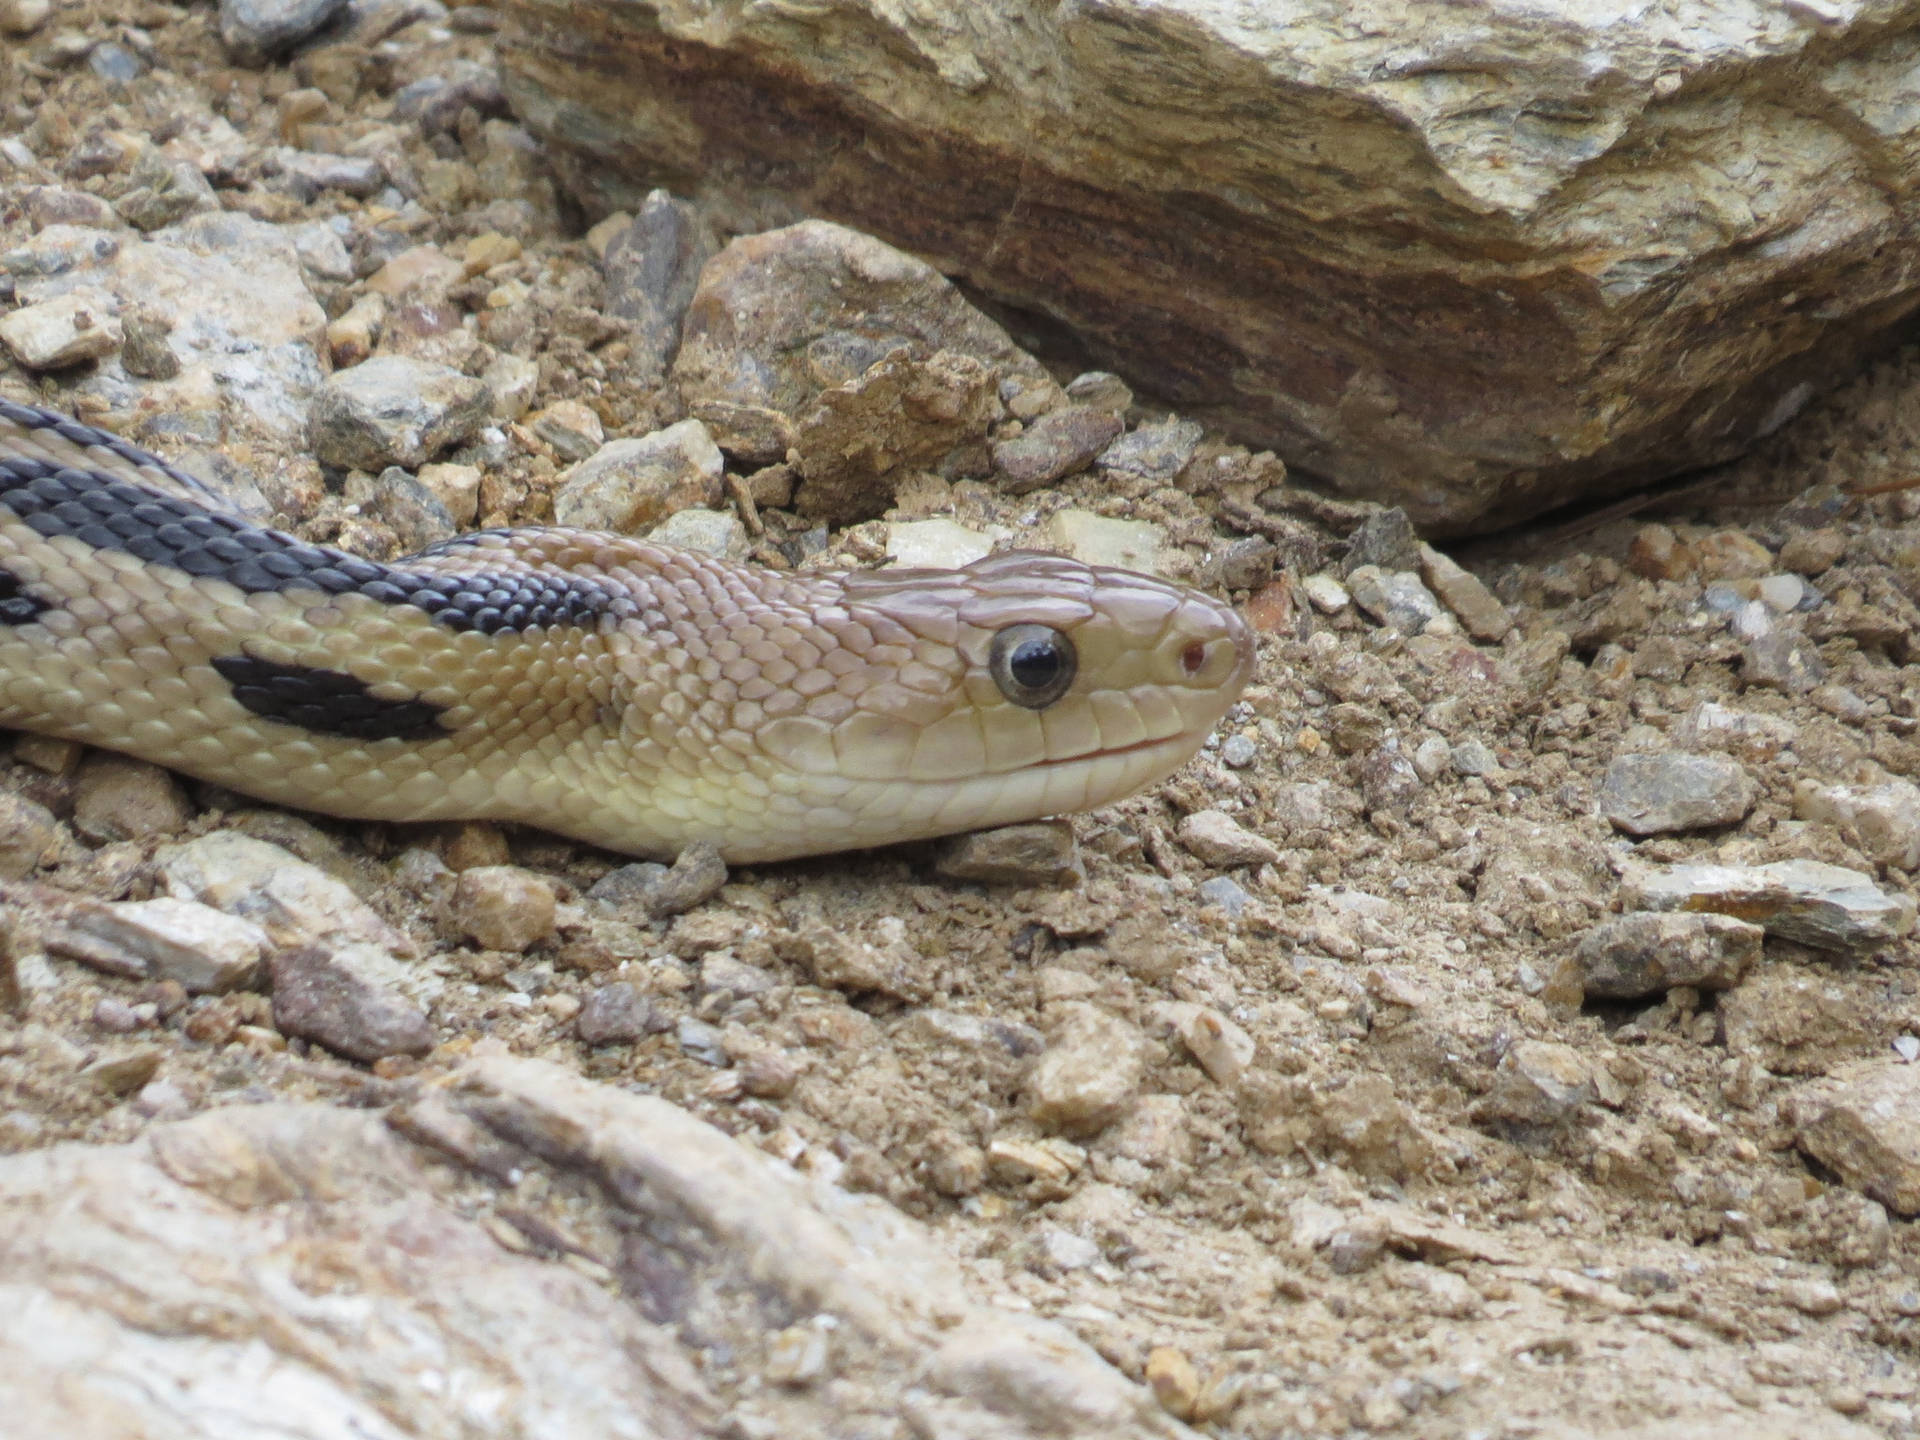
[2,3,1919,1438]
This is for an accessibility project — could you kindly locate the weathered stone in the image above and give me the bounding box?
[270,941,434,1063]
[576,980,656,1045]
[552,421,724,532]
[1791,1062,1920,1215]
[0,290,122,369]
[1573,913,1763,1000]
[1345,566,1444,633]
[10,213,326,442]
[1597,753,1757,835]
[993,406,1125,493]
[642,841,728,918]
[601,188,717,386]
[667,221,1039,525]
[1721,969,1884,1076]
[449,867,558,953]
[1795,779,1920,871]
[367,467,458,551]
[792,346,1001,524]
[1621,858,1915,952]
[44,897,269,994]
[0,793,62,879]
[1419,544,1512,642]
[114,153,220,230]
[1026,1002,1143,1137]
[500,1,1920,532]
[220,0,350,63]
[1176,810,1281,868]
[934,822,1081,888]
[309,357,491,470]
[1743,628,1829,694]
[1475,1041,1595,1131]
[528,398,605,461]
[649,507,746,558]
[1096,418,1203,487]
[156,832,417,957]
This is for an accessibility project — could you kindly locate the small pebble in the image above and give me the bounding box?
[676,1016,730,1067]
[576,982,655,1046]
[1219,733,1258,768]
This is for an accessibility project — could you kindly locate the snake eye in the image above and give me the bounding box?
[989,624,1078,709]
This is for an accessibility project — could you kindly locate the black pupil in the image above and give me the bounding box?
[1009,638,1060,690]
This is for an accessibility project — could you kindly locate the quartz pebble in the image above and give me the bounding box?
[647,507,746,558]
[1044,510,1164,573]
[1621,858,1916,952]
[1597,752,1756,835]
[884,518,993,569]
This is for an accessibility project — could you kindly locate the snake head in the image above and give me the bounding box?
[807,550,1256,839]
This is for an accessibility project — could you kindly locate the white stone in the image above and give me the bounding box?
[884,518,993,569]
[1044,510,1163,574]
[0,289,122,369]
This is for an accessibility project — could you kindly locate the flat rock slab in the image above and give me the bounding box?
[1621,858,1917,952]
[0,1056,1192,1440]
[497,0,1920,531]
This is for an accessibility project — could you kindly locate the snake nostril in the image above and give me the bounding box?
[1181,641,1207,676]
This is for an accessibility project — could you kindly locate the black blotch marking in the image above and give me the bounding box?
[0,564,49,625]
[212,654,450,742]
[1,410,626,636]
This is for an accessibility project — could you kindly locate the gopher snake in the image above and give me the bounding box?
[0,402,1253,861]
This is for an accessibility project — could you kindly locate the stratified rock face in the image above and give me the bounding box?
[497,0,1920,531]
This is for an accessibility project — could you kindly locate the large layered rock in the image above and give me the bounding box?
[498,0,1920,531]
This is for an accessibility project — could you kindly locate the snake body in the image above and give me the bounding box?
[0,402,1254,862]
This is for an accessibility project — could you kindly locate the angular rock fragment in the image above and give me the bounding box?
[553,420,725,532]
[1795,779,1920,871]
[270,940,433,1062]
[1598,753,1757,835]
[1419,544,1512,642]
[309,356,491,470]
[1621,858,1916,952]
[43,897,269,994]
[1176,810,1281,868]
[0,290,122,369]
[1026,1002,1144,1137]
[992,406,1124,493]
[1790,1062,1920,1215]
[935,822,1082,888]
[1572,912,1762,999]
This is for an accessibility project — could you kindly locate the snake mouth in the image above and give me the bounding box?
[1038,730,1190,770]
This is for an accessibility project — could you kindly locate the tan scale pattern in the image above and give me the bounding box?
[0,413,1255,862]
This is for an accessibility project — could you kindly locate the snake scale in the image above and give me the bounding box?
[0,401,1255,862]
